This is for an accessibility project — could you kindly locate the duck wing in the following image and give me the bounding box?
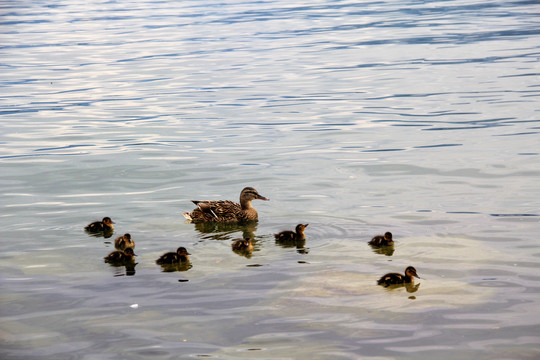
[184,200,242,222]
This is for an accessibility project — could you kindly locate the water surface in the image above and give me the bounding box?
[1,0,540,359]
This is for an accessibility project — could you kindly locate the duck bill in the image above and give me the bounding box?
[304,224,309,227]
[412,272,420,279]
[257,195,269,201]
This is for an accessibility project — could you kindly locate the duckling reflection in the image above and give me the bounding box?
[85,217,115,238]
[156,247,192,272]
[182,187,269,223]
[110,262,137,277]
[104,248,137,265]
[274,224,309,253]
[114,233,134,250]
[377,266,420,287]
[368,244,395,256]
[231,238,254,258]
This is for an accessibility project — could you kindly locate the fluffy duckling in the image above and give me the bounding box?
[104,248,136,264]
[377,266,420,287]
[85,217,115,233]
[182,187,269,223]
[368,232,394,246]
[114,233,134,250]
[156,247,191,265]
[274,224,309,242]
[232,238,253,251]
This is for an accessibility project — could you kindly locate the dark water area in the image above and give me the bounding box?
[1,0,540,359]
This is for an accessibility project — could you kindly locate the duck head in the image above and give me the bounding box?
[241,187,269,202]
[384,232,392,241]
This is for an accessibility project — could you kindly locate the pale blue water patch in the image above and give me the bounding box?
[1,0,540,359]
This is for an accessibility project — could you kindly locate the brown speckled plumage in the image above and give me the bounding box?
[182,187,269,223]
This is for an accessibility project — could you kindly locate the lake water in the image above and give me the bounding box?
[1,0,540,358]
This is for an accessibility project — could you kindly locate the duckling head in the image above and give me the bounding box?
[124,233,131,240]
[177,247,191,256]
[384,232,392,240]
[296,223,309,233]
[405,266,420,279]
[103,217,115,227]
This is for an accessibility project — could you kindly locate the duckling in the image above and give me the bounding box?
[232,237,253,251]
[368,232,394,246]
[274,224,309,242]
[104,248,136,264]
[114,233,134,250]
[182,187,269,223]
[377,266,420,287]
[156,247,191,265]
[85,217,115,233]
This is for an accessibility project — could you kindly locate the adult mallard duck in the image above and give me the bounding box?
[182,187,269,223]
[377,266,420,287]
[232,237,253,251]
[85,217,115,233]
[104,248,136,265]
[114,233,134,250]
[274,224,309,242]
[368,232,394,246]
[156,247,191,265]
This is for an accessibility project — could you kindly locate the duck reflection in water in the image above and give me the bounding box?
[231,237,254,258]
[274,224,309,254]
[156,247,192,272]
[191,220,258,242]
[369,244,395,256]
[104,248,137,276]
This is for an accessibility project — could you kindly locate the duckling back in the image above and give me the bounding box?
[104,248,135,264]
[85,217,114,233]
[368,232,394,246]
[232,238,253,251]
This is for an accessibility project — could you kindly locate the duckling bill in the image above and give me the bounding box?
[377,266,420,287]
[182,187,269,223]
[368,232,394,246]
[156,247,191,265]
[85,217,115,233]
